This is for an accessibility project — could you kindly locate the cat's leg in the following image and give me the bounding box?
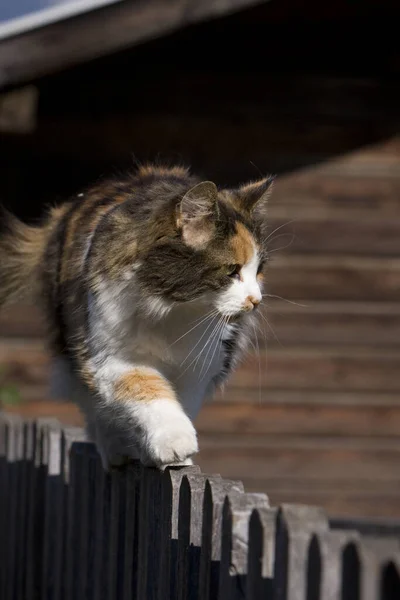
[87,417,138,468]
[65,370,138,468]
[91,362,198,469]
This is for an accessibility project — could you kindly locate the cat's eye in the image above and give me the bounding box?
[227,264,241,280]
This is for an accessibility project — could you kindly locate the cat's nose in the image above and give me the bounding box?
[244,296,260,311]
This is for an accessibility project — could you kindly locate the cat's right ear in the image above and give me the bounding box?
[177,181,218,249]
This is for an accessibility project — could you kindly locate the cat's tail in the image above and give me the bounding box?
[0,206,60,307]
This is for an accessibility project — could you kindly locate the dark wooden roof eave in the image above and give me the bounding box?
[0,0,268,90]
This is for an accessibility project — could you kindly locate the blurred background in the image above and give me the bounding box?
[0,0,399,519]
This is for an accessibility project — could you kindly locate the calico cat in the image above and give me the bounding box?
[0,165,273,469]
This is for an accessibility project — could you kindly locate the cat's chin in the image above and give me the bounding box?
[217,312,242,323]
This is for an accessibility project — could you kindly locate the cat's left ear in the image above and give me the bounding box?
[178,181,219,249]
[237,175,275,217]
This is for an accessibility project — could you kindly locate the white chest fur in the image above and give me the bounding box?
[51,300,234,421]
[129,305,233,419]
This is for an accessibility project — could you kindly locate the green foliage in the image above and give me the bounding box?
[0,366,22,406]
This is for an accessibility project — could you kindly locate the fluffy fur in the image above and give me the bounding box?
[0,164,274,469]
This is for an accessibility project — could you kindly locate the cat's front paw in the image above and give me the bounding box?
[139,400,198,468]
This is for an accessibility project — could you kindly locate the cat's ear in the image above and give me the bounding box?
[178,181,218,249]
[237,175,275,217]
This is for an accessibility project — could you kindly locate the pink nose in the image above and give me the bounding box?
[244,296,260,311]
[249,296,260,307]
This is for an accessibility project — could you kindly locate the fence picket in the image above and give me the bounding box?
[158,466,200,600]
[356,539,400,600]
[246,507,277,600]
[137,466,165,600]
[274,504,329,600]
[122,461,141,600]
[92,451,111,600]
[198,478,243,600]
[177,474,223,600]
[0,414,400,600]
[15,420,32,600]
[0,415,7,597]
[219,493,269,600]
[5,414,24,600]
[106,466,128,600]
[380,558,400,600]
[37,423,60,600]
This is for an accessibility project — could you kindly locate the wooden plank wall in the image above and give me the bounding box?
[2,139,400,518]
[1,0,400,518]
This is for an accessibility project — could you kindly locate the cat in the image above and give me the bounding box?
[0,164,274,469]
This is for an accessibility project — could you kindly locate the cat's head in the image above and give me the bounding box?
[138,175,274,319]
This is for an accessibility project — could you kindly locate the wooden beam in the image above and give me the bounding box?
[0,86,38,133]
[0,0,267,89]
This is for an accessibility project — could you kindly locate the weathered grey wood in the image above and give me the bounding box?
[65,442,84,600]
[316,530,361,600]
[177,473,223,600]
[106,467,126,600]
[274,504,329,600]
[380,557,400,600]
[246,507,277,600]
[199,478,244,600]
[218,492,269,600]
[3,415,400,599]
[41,425,64,600]
[86,449,102,600]
[0,416,7,598]
[61,426,87,483]
[0,86,38,133]
[1,415,12,598]
[15,420,33,600]
[25,421,47,600]
[0,0,266,88]
[157,466,200,600]
[355,539,400,600]
[4,415,24,600]
[78,443,99,600]
[64,440,94,600]
[313,533,399,600]
[52,427,84,600]
[306,534,321,600]
[136,467,165,600]
[78,444,91,600]
[122,461,141,600]
[340,540,361,600]
[92,451,112,600]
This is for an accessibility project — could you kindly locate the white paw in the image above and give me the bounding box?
[139,400,198,468]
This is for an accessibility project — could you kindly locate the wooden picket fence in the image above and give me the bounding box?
[1,413,400,599]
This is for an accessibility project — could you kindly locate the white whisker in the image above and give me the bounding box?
[267,233,296,254]
[200,315,227,381]
[180,313,219,366]
[197,316,224,377]
[262,220,296,244]
[262,294,308,308]
[258,310,281,346]
[168,309,218,349]
[251,320,262,405]
[178,314,222,378]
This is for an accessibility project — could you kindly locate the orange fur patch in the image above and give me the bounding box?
[114,368,176,403]
[230,222,256,266]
